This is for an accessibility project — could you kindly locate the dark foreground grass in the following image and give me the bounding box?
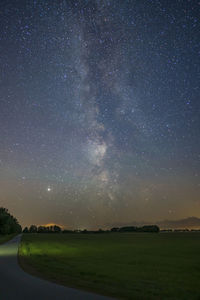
[0,234,16,245]
[19,232,200,299]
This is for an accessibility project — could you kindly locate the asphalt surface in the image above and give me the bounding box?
[0,235,113,300]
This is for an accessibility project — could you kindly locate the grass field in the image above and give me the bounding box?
[0,234,16,245]
[19,232,200,299]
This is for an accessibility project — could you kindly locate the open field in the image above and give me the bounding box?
[0,234,16,245]
[19,233,200,299]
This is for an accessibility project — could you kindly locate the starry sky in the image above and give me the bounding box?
[0,0,199,229]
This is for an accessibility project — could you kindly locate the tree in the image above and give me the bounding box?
[0,207,22,234]
[140,225,160,233]
[117,225,160,233]
[111,227,119,232]
[119,226,137,232]
[23,227,29,233]
[29,225,37,233]
[37,226,46,233]
[53,225,61,233]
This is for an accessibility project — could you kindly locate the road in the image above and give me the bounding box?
[0,235,113,300]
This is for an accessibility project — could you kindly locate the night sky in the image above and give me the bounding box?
[0,0,199,229]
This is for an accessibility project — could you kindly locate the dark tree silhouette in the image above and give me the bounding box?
[119,226,137,232]
[140,225,160,233]
[37,226,46,233]
[23,227,29,233]
[119,225,159,233]
[0,207,22,234]
[25,225,62,233]
[53,225,61,233]
[29,225,37,233]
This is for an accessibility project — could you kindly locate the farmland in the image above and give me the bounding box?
[19,232,200,299]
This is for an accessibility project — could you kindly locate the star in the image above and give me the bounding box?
[0,0,199,229]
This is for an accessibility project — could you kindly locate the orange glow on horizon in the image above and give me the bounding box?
[41,223,64,229]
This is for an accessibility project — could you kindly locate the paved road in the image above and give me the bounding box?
[0,235,113,300]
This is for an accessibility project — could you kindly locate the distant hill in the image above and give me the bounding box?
[106,217,200,230]
[157,217,200,229]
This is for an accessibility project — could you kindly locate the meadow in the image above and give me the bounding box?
[19,232,200,299]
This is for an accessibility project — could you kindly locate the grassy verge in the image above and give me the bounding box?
[0,234,17,245]
[19,232,200,299]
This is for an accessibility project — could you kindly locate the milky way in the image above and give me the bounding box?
[0,0,199,229]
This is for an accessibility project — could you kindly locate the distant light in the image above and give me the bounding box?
[47,187,52,192]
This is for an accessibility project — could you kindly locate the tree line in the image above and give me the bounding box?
[23,224,160,234]
[0,207,160,235]
[0,207,22,234]
[23,224,62,233]
[110,225,160,233]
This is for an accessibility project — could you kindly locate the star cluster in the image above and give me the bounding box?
[0,0,199,229]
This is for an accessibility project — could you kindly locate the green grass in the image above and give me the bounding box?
[0,234,16,245]
[19,233,200,299]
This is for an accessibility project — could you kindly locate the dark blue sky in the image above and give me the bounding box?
[0,0,199,228]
